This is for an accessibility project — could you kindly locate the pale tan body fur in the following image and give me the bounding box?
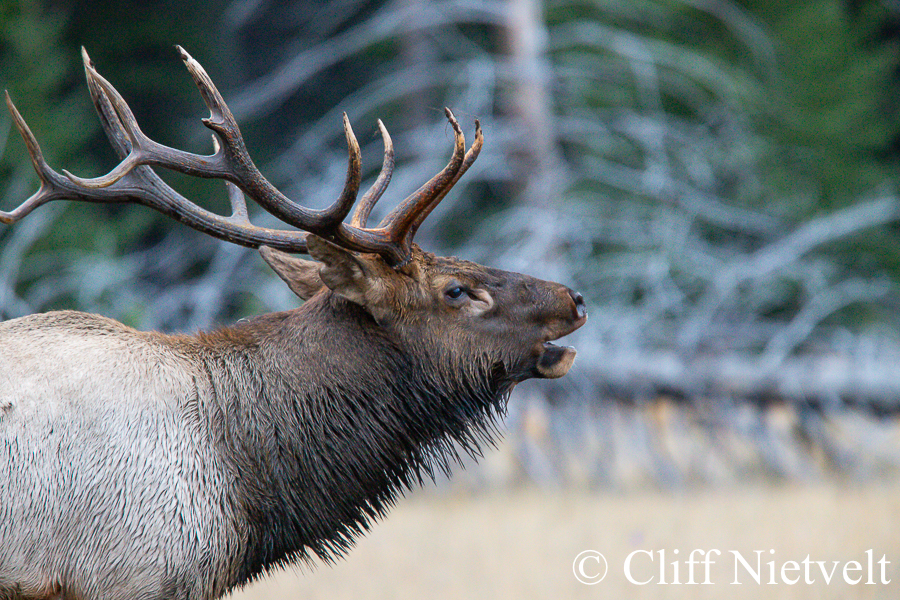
[0,312,239,600]
[0,48,586,600]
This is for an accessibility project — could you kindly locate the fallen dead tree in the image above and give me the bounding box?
[589,349,900,415]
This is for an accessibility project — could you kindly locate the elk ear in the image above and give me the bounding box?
[306,235,376,307]
[259,246,324,301]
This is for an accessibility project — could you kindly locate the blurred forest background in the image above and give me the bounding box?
[3,0,900,488]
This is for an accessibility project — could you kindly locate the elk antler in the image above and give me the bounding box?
[1,46,482,267]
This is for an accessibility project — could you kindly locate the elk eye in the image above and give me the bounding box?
[445,286,467,301]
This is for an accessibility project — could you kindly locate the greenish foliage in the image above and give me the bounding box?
[544,0,900,345]
[0,1,233,319]
[745,1,900,287]
[0,1,99,311]
[2,0,900,344]
[749,0,900,209]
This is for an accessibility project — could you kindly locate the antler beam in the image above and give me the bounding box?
[2,47,482,266]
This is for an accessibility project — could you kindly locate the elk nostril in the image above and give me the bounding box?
[568,289,587,319]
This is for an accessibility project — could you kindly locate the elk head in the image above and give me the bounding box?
[261,238,586,382]
[2,46,586,383]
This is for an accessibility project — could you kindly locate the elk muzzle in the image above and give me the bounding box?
[534,287,587,379]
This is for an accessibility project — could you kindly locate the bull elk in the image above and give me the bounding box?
[0,47,586,600]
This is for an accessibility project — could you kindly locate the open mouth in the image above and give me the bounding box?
[535,313,587,379]
[536,341,578,379]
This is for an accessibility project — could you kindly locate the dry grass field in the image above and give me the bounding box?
[227,480,900,600]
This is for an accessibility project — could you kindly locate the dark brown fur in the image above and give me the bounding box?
[0,49,586,599]
[0,241,586,600]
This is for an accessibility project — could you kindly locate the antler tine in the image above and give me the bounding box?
[331,113,363,228]
[377,108,466,245]
[68,46,359,235]
[176,46,362,232]
[1,91,77,224]
[3,57,313,252]
[64,48,156,188]
[3,49,486,267]
[403,119,482,244]
[351,120,394,228]
[82,48,133,161]
[206,136,251,222]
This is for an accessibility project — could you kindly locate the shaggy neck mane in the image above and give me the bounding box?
[192,293,513,581]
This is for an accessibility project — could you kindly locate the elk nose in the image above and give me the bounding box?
[568,288,587,320]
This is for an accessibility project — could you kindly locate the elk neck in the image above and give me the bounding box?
[186,291,514,578]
